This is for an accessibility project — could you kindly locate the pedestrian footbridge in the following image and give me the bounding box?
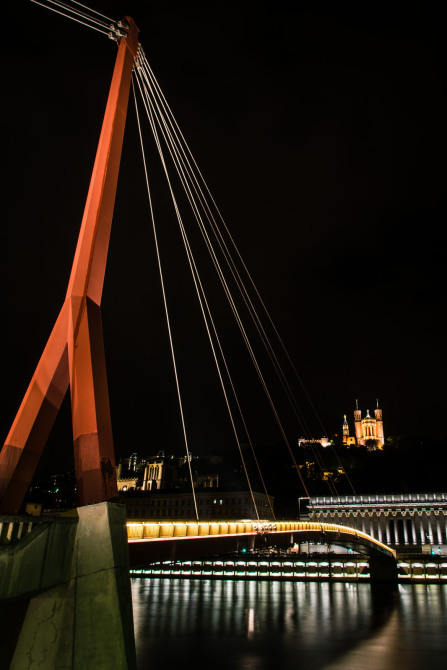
[126,519,396,566]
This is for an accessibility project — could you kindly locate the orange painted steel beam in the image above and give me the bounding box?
[0,18,139,513]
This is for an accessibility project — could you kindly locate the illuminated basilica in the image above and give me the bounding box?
[343,400,385,449]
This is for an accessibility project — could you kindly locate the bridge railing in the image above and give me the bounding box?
[0,517,34,545]
[0,515,77,547]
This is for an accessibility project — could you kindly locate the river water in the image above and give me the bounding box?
[131,578,446,670]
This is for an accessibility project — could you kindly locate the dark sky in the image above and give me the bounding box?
[1,1,446,471]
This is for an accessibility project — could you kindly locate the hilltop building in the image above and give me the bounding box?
[343,400,385,449]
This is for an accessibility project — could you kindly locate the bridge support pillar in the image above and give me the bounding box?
[2,502,136,669]
[369,556,398,583]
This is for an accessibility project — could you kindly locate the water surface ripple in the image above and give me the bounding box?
[132,579,447,669]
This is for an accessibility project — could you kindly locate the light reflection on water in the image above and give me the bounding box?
[132,579,447,670]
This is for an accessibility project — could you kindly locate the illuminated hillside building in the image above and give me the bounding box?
[298,437,330,448]
[342,400,385,449]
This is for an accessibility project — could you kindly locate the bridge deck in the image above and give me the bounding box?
[126,520,396,559]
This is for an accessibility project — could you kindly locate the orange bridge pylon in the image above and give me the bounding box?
[0,18,139,513]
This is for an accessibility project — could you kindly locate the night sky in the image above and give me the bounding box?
[1,2,446,472]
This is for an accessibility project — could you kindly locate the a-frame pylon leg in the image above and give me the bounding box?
[0,18,139,513]
[0,306,69,513]
[69,297,116,504]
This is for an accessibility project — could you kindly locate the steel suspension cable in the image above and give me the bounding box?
[142,61,311,446]
[132,78,199,522]
[135,63,313,504]
[139,60,345,502]
[30,0,112,36]
[134,71,262,522]
[135,65,280,516]
[136,68,275,519]
[143,58,328,433]
[28,0,127,39]
[38,0,112,29]
[140,56,315,439]
[141,55,354,497]
[134,72,263,523]
[69,0,115,23]
[142,64,333,530]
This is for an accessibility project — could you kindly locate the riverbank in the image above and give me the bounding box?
[130,554,447,583]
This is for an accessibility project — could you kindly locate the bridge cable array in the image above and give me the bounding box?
[132,62,264,523]
[130,46,350,522]
[133,54,356,502]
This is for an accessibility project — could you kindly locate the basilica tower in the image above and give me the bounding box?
[354,399,363,443]
[343,415,349,438]
[374,399,385,447]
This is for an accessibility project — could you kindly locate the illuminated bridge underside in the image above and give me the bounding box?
[127,520,395,565]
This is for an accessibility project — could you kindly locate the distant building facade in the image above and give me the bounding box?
[141,456,179,491]
[121,490,274,521]
[116,453,220,492]
[298,438,330,448]
[306,492,447,555]
[117,477,139,492]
